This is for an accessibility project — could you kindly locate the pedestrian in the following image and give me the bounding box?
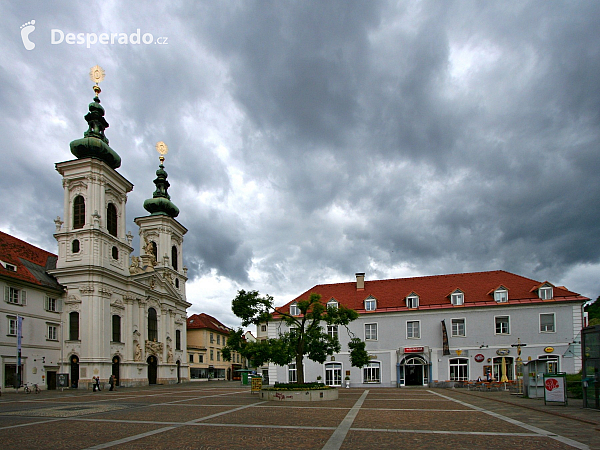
[95,376,101,392]
[109,374,114,391]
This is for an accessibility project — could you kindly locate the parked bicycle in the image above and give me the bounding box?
[23,383,41,394]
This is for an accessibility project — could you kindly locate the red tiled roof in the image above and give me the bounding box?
[276,270,587,315]
[0,231,61,290]
[187,313,231,333]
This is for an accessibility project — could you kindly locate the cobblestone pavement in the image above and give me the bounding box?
[0,382,598,449]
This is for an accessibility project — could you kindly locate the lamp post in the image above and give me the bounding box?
[511,338,527,395]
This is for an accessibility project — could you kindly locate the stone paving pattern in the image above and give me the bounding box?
[0,382,598,449]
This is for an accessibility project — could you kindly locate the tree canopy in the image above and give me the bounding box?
[222,290,370,384]
[585,295,600,326]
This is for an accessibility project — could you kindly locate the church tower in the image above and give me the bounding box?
[50,67,189,388]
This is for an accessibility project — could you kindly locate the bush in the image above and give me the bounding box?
[566,372,583,399]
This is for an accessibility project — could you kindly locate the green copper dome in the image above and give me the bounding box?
[70,93,121,169]
[143,162,179,218]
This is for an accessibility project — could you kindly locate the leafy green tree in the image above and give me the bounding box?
[222,290,370,384]
[585,296,600,326]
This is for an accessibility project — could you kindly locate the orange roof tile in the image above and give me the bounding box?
[187,313,231,333]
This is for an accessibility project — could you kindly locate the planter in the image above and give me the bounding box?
[260,388,338,401]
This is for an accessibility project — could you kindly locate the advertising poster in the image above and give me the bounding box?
[543,373,567,405]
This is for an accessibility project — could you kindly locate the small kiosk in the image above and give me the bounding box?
[236,369,253,386]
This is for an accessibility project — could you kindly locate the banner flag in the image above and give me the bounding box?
[441,320,450,356]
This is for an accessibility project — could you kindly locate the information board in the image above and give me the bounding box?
[57,373,69,388]
[543,373,567,406]
[251,376,262,393]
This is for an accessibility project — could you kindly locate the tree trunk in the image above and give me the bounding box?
[296,353,304,384]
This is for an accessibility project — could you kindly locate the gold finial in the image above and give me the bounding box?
[89,65,105,96]
[155,141,169,163]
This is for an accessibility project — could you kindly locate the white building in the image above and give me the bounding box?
[259,271,588,387]
[2,78,190,390]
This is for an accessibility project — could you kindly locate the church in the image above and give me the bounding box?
[1,67,190,389]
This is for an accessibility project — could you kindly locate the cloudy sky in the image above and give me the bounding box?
[1,1,599,328]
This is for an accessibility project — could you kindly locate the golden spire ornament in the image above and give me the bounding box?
[89,65,105,96]
[155,141,169,164]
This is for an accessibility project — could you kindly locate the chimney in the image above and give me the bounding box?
[356,272,365,291]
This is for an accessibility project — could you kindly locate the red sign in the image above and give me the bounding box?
[404,347,424,353]
[545,378,559,391]
[474,354,485,362]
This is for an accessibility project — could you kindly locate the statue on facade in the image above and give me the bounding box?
[167,344,173,363]
[134,341,142,361]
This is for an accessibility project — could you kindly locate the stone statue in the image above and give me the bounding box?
[167,344,173,363]
[134,341,142,361]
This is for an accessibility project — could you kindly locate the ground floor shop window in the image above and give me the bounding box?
[363,362,381,383]
[325,362,342,386]
[449,358,469,381]
[190,368,208,379]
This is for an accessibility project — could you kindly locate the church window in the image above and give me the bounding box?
[148,308,158,341]
[69,312,79,340]
[176,330,181,350]
[73,195,85,229]
[175,278,179,288]
[72,239,80,253]
[112,315,121,342]
[171,245,178,270]
[112,246,119,260]
[151,241,157,259]
[107,203,117,237]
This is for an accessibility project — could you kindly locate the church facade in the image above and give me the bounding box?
[1,73,191,389]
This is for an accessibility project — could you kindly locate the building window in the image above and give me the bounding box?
[495,316,510,335]
[365,323,377,340]
[288,363,297,383]
[539,286,553,300]
[189,354,194,363]
[327,299,338,310]
[72,239,80,253]
[210,349,214,361]
[451,318,465,337]
[111,246,119,260]
[148,308,158,341]
[8,317,17,336]
[151,241,158,259]
[69,311,79,340]
[365,297,376,311]
[407,295,419,309]
[449,358,469,381]
[540,313,555,333]
[363,362,381,383]
[175,278,179,289]
[112,315,121,342]
[217,335,221,345]
[260,324,267,332]
[198,354,203,363]
[4,286,26,305]
[47,324,58,341]
[494,289,508,303]
[539,355,559,373]
[45,296,61,312]
[217,351,220,361]
[176,330,181,350]
[73,195,85,229]
[325,362,343,386]
[407,320,420,339]
[451,292,464,306]
[172,246,178,271]
[290,302,300,316]
[210,332,214,343]
[223,337,227,346]
[107,203,117,237]
[327,325,338,339]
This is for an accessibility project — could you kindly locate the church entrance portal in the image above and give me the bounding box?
[70,355,79,388]
[147,355,157,385]
[112,356,120,386]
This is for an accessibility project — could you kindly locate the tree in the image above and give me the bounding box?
[585,296,600,326]
[222,290,370,384]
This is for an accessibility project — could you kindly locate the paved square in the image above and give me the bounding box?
[0,383,596,449]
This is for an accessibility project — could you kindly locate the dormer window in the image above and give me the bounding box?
[289,302,300,316]
[406,295,419,309]
[494,289,508,303]
[365,296,376,311]
[327,299,338,310]
[539,286,553,300]
[451,292,464,306]
[4,263,16,272]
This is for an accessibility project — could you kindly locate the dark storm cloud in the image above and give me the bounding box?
[1,0,600,320]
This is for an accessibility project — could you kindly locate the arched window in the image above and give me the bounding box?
[72,239,80,253]
[171,245,178,270]
[69,311,79,340]
[151,241,157,259]
[148,308,158,341]
[107,203,117,237]
[73,195,85,229]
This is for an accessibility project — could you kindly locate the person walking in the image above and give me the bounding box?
[95,376,101,392]
[109,374,115,391]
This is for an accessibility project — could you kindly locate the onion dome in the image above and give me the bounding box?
[69,66,121,169]
[143,142,180,218]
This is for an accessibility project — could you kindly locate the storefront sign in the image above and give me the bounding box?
[404,346,424,353]
[496,348,510,356]
[474,354,485,362]
[544,347,554,353]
